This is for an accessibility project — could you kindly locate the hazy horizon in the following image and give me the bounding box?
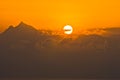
[1,21,120,35]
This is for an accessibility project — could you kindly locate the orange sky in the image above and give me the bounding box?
[0,0,120,32]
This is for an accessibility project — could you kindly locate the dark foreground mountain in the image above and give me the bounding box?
[0,22,120,78]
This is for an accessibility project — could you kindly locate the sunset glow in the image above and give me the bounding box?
[0,0,120,32]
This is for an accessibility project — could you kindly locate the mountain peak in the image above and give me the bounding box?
[2,25,15,34]
[17,22,29,27]
[16,22,37,31]
[8,25,14,29]
[1,22,40,40]
[1,22,38,37]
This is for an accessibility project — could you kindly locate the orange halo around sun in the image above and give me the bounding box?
[63,25,73,35]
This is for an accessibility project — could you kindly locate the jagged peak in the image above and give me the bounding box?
[8,25,14,29]
[2,25,15,34]
[16,21,37,31]
[17,21,29,27]
[6,25,14,31]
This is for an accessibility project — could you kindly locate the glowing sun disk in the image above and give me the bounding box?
[63,25,73,35]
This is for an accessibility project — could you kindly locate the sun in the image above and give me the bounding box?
[63,25,73,35]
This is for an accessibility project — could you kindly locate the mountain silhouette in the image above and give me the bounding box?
[0,23,120,78]
[0,22,42,49]
[2,22,39,39]
[2,25,14,34]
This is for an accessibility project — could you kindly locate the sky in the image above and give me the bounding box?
[0,0,120,32]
